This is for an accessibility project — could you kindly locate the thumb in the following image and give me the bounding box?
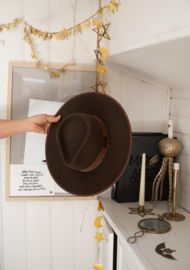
[46,114,61,123]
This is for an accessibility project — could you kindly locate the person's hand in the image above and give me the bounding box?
[29,114,61,134]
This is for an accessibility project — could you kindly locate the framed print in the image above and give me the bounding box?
[6,62,97,201]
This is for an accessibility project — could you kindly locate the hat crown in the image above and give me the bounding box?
[56,113,103,171]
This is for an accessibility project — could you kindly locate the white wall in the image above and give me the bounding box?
[0,140,3,270]
[0,1,98,270]
[0,0,182,269]
[171,89,190,212]
[102,0,190,55]
[107,65,168,133]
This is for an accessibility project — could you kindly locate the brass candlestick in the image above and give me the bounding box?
[129,205,155,217]
[162,163,185,222]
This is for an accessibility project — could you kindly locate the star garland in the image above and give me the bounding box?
[93,200,105,270]
[0,0,120,79]
[25,1,119,41]
[91,0,112,93]
[23,22,74,78]
[0,18,23,32]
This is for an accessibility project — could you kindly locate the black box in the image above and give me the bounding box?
[111,133,171,203]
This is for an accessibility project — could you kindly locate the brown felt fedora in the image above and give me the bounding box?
[45,92,132,196]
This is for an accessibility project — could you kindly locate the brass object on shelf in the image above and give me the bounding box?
[127,215,171,244]
[155,242,177,261]
[151,138,182,210]
[162,212,185,222]
[159,138,182,157]
[127,230,146,244]
[139,205,144,212]
[162,165,185,222]
[149,155,159,166]
[129,206,155,217]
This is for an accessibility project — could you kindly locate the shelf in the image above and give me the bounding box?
[101,199,190,270]
[108,36,190,90]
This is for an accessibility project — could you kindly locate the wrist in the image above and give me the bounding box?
[23,117,33,133]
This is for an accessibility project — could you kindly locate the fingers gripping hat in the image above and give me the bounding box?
[45,92,132,196]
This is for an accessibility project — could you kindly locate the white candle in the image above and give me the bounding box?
[168,119,173,139]
[139,153,146,207]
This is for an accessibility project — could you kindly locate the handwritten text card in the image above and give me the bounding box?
[10,164,55,196]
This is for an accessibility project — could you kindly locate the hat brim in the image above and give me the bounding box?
[45,92,132,196]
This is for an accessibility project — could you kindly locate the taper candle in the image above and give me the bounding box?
[139,153,146,207]
[168,119,173,139]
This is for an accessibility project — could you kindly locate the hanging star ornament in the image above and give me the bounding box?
[91,79,107,93]
[129,207,155,217]
[98,200,104,211]
[94,49,104,65]
[97,5,103,15]
[92,23,111,40]
[82,21,89,31]
[93,262,104,270]
[91,83,102,92]
[94,20,103,29]
[99,80,107,93]
[31,54,37,59]
[36,61,42,68]
[43,65,49,71]
[94,232,104,243]
[96,64,107,76]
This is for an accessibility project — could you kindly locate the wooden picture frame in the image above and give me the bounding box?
[6,62,97,201]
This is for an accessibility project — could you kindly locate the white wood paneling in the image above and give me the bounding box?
[143,82,167,132]
[121,72,144,132]
[107,66,121,104]
[173,132,190,157]
[176,154,190,176]
[0,1,27,270]
[171,89,190,211]
[171,99,190,117]
[51,201,74,270]
[26,201,51,270]
[179,171,190,195]
[0,0,23,118]
[120,71,168,133]
[117,239,139,270]
[3,201,26,270]
[74,200,97,270]
[98,215,114,270]
[172,116,190,136]
[76,0,95,64]
[24,0,50,63]
[50,0,73,64]
[172,89,190,99]
[181,190,190,211]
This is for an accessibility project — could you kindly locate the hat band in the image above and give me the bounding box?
[80,116,109,172]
